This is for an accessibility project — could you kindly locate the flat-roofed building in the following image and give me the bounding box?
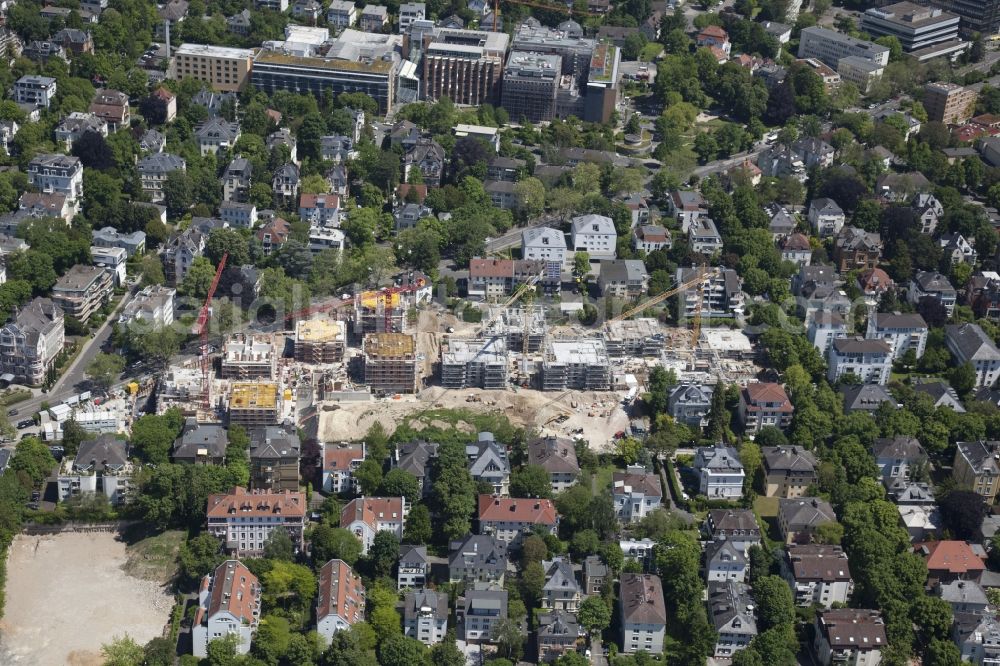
[14,75,56,108]
[294,317,346,363]
[862,2,966,60]
[512,17,596,82]
[421,28,508,106]
[228,382,281,427]
[51,264,113,323]
[925,81,977,124]
[541,338,611,391]
[837,56,884,93]
[169,43,254,92]
[501,51,561,123]
[798,26,890,68]
[221,333,275,380]
[363,333,417,394]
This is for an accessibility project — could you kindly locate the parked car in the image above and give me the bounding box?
[6,408,16,416]
[16,419,33,429]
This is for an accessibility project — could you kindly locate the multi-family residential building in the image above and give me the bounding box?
[466,432,510,496]
[668,383,713,429]
[537,611,583,663]
[807,198,845,237]
[778,497,837,544]
[808,311,847,358]
[522,227,568,265]
[397,545,429,589]
[172,420,228,465]
[598,259,649,299]
[814,609,886,666]
[612,467,662,522]
[705,509,762,553]
[322,443,365,494]
[919,540,986,583]
[196,118,241,156]
[675,267,744,320]
[402,589,448,646]
[909,270,957,315]
[694,445,745,499]
[340,496,406,554]
[169,43,254,92]
[582,555,609,596]
[632,224,671,253]
[299,193,340,226]
[784,545,854,608]
[220,202,257,229]
[54,112,107,150]
[833,227,882,272]
[222,157,252,203]
[707,581,757,658]
[460,586,507,642]
[0,297,63,386]
[359,5,388,32]
[206,487,306,556]
[256,216,291,255]
[689,217,724,255]
[327,0,357,29]
[51,264,113,324]
[527,436,579,493]
[92,226,145,257]
[925,80,977,124]
[866,312,928,359]
[828,337,893,384]
[705,539,747,582]
[940,232,978,265]
[248,426,300,492]
[89,88,129,130]
[162,227,205,284]
[395,440,439,497]
[138,153,186,203]
[761,446,818,498]
[779,232,813,266]
[620,573,667,654]
[540,557,582,611]
[953,440,1000,503]
[192,560,261,658]
[667,190,707,231]
[316,559,365,644]
[947,323,1000,388]
[956,612,1000,664]
[477,495,557,544]
[939,579,990,615]
[739,382,793,434]
[57,434,132,504]
[872,436,926,489]
[570,213,617,260]
[27,153,83,209]
[448,534,508,585]
[14,75,56,108]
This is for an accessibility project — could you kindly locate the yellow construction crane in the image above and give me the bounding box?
[480,271,545,334]
[609,267,720,323]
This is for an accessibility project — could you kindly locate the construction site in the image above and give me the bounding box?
[294,317,347,363]
[361,332,418,395]
[220,333,276,379]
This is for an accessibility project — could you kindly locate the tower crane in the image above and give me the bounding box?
[480,271,545,335]
[609,267,720,323]
[194,252,228,409]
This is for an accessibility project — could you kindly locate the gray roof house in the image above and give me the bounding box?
[522,226,568,265]
[541,557,582,611]
[403,588,448,646]
[761,446,817,498]
[92,226,145,257]
[872,436,927,488]
[939,580,990,615]
[460,586,507,642]
[912,380,965,412]
[537,611,583,663]
[395,440,439,497]
[527,436,580,493]
[705,539,747,583]
[707,581,757,659]
[397,545,429,589]
[841,384,898,413]
[778,497,836,544]
[466,432,510,496]
[694,444,745,499]
[947,323,1000,388]
[598,259,649,298]
[172,419,228,465]
[909,270,957,315]
[705,509,761,550]
[668,384,713,429]
[195,118,241,155]
[448,534,508,585]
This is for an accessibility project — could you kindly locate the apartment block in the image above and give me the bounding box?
[953,440,1000,503]
[294,317,346,363]
[169,43,253,92]
[946,323,1000,388]
[27,153,83,209]
[924,81,977,124]
[421,28,509,105]
[866,312,928,360]
[340,496,406,554]
[249,426,301,492]
[797,26,891,68]
[620,574,667,654]
[316,559,365,645]
[192,561,261,658]
[0,297,63,386]
[14,75,56,108]
[441,337,509,389]
[828,337,892,384]
[228,382,281,427]
[541,339,611,391]
[206,487,306,556]
[675,267,745,320]
[57,434,132,505]
[785,545,854,608]
[322,443,365,494]
[363,333,417,394]
[221,333,275,380]
[51,264,113,324]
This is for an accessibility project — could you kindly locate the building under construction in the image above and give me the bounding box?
[541,338,611,391]
[441,337,509,389]
[294,317,346,363]
[157,366,203,416]
[228,382,281,427]
[362,333,417,395]
[220,333,275,379]
[603,318,666,357]
[485,306,547,354]
[351,289,411,336]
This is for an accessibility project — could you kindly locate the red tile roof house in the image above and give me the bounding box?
[206,487,306,557]
[316,559,365,646]
[477,494,558,545]
[299,192,340,226]
[341,496,406,554]
[192,559,261,658]
[739,382,793,434]
[917,541,986,584]
[322,442,365,494]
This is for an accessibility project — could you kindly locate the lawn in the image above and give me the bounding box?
[753,495,779,517]
[122,529,185,584]
[590,463,618,493]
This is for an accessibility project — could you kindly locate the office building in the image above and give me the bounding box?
[169,43,254,92]
[837,56,884,93]
[421,28,508,105]
[924,81,977,124]
[584,41,620,123]
[861,2,966,60]
[927,0,1000,36]
[512,17,596,82]
[798,26,891,68]
[501,52,561,123]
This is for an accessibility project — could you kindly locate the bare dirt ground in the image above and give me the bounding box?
[0,532,174,666]
[320,386,630,452]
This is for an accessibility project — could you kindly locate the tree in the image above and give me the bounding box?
[368,584,403,644]
[179,532,225,586]
[368,530,400,579]
[570,529,601,559]
[378,634,427,666]
[130,412,183,464]
[949,362,977,398]
[312,525,362,566]
[491,618,524,662]
[100,635,145,666]
[578,595,611,633]
[253,615,292,664]
[142,637,176,666]
[264,527,295,561]
[163,170,194,218]
[510,465,552,498]
[938,490,987,540]
[694,132,719,163]
[353,458,384,495]
[912,594,954,644]
[513,177,545,219]
[379,468,420,502]
[573,251,591,279]
[85,352,125,390]
[429,634,465,666]
[403,504,432,545]
[750,575,794,632]
[924,639,963,666]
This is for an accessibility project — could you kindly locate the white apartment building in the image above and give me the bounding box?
[612,467,662,522]
[828,337,893,384]
[620,574,667,654]
[14,75,56,108]
[57,435,132,505]
[340,496,406,554]
[522,226,567,265]
[322,443,365,494]
[570,213,617,260]
[27,153,82,210]
[206,487,307,557]
[192,560,261,658]
[866,311,928,360]
[785,545,854,608]
[807,311,847,358]
[695,445,746,499]
[946,323,1000,388]
[316,559,365,645]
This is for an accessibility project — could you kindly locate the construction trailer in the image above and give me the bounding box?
[228,382,282,427]
[603,318,665,357]
[485,305,547,354]
[541,338,612,391]
[441,337,510,389]
[220,333,276,379]
[294,317,347,363]
[362,332,417,394]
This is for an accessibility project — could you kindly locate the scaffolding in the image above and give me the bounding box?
[220,333,276,379]
[294,317,347,364]
[603,318,665,358]
[540,338,611,391]
[228,382,281,427]
[484,305,547,354]
[441,337,510,389]
[352,290,410,336]
[362,333,417,394]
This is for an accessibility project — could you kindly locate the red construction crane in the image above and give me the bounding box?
[194,252,228,409]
